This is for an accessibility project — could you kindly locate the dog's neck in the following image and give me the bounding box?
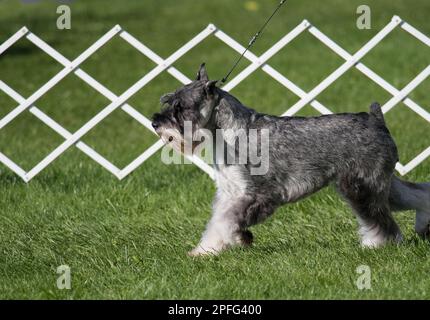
[210,89,257,131]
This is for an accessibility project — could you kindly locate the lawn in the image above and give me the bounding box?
[0,0,429,299]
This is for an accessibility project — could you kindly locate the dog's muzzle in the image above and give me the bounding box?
[152,113,167,133]
[152,121,159,130]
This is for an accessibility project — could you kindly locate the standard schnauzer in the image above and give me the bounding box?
[152,63,430,256]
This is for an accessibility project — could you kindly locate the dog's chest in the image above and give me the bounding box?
[214,164,248,197]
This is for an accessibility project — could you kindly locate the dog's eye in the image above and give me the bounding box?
[173,101,181,110]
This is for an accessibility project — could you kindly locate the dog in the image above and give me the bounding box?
[152,63,430,256]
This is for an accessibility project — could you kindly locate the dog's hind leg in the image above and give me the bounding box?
[389,176,430,238]
[338,175,403,248]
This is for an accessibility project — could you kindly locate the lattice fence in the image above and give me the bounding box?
[0,15,429,182]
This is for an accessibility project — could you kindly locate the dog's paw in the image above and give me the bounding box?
[416,223,430,240]
[361,239,384,249]
[360,232,403,248]
[187,246,221,257]
[415,213,430,240]
[238,230,253,247]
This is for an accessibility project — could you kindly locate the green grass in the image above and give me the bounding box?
[0,0,429,299]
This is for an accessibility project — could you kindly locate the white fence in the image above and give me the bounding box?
[0,15,429,182]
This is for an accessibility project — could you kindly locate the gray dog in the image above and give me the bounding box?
[152,64,430,256]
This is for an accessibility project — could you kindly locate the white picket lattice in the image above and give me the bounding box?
[0,15,429,182]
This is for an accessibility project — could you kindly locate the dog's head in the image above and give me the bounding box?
[152,63,218,153]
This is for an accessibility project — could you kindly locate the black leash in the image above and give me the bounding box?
[221,0,287,84]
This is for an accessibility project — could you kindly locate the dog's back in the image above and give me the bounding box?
[257,103,399,177]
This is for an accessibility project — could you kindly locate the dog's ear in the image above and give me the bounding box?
[204,80,218,97]
[196,63,209,81]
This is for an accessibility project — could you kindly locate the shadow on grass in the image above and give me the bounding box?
[0,172,24,186]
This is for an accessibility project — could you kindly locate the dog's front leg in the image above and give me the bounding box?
[188,192,252,257]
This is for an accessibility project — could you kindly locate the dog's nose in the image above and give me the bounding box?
[152,121,160,130]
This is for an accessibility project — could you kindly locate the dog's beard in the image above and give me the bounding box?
[159,128,185,154]
[158,127,205,156]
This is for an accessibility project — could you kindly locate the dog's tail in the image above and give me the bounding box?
[369,102,386,124]
[389,175,430,238]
